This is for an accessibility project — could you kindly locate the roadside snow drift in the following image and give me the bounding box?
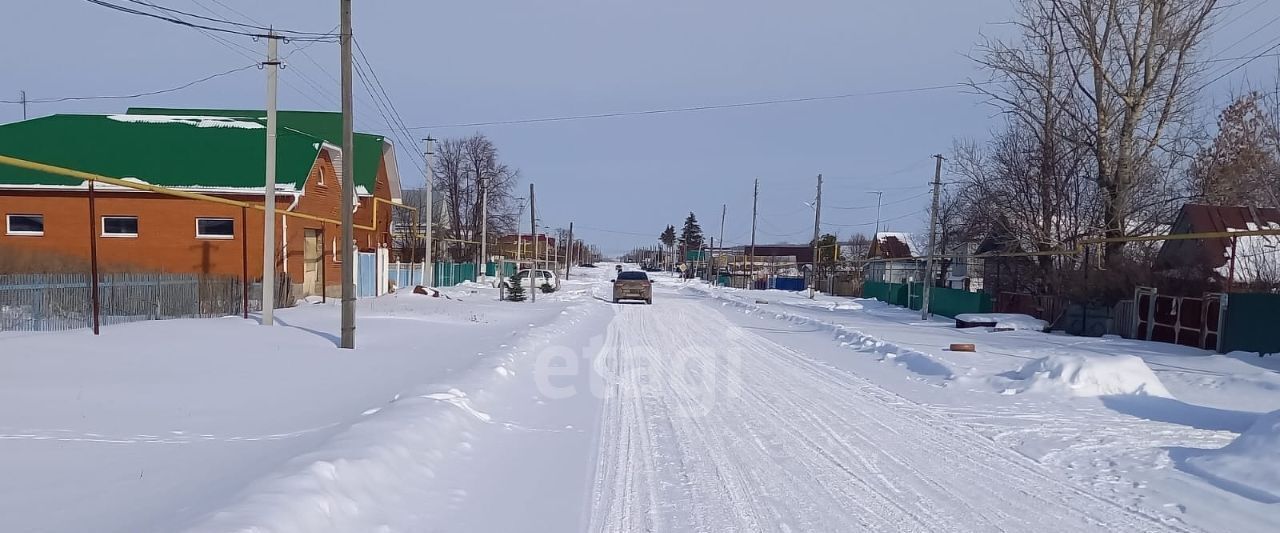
[1184,409,1280,503]
[1013,354,1173,398]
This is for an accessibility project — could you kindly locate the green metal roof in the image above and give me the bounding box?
[0,114,324,191]
[127,107,385,192]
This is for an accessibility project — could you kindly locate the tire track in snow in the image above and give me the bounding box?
[588,297,1198,533]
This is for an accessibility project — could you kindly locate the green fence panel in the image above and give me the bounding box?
[927,287,994,318]
[863,282,991,317]
[1222,293,1280,355]
[433,262,478,287]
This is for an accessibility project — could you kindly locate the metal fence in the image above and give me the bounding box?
[0,273,255,332]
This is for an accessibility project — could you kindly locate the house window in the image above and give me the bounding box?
[101,216,139,237]
[196,218,235,239]
[318,165,327,186]
[6,214,44,236]
[332,237,341,263]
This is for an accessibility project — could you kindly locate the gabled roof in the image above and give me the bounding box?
[0,114,323,192]
[1156,204,1280,273]
[869,232,913,259]
[127,107,387,193]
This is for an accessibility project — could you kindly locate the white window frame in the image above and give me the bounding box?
[5,214,44,236]
[100,215,139,238]
[195,217,235,240]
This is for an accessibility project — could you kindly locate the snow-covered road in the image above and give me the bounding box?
[2,264,1275,532]
[589,295,1182,532]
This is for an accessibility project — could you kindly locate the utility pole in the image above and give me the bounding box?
[529,183,537,303]
[718,204,726,277]
[19,90,27,120]
[810,174,822,299]
[261,30,280,326]
[869,191,884,240]
[750,179,758,278]
[479,170,489,282]
[339,0,356,349]
[922,155,944,320]
[564,222,573,280]
[423,137,435,286]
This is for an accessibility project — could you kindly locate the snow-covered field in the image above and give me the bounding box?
[0,265,1276,532]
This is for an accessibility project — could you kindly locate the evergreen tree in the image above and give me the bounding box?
[506,273,526,302]
[679,213,704,249]
[659,225,676,248]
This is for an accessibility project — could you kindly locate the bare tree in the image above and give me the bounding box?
[432,133,521,262]
[1050,0,1219,260]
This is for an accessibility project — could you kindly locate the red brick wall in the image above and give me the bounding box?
[0,149,397,298]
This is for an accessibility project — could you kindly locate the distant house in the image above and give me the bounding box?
[749,244,814,276]
[1155,204,1280,292]
[865,232,920,284]
[0,109,404,298]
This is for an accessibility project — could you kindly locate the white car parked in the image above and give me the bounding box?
[501,269,559,291]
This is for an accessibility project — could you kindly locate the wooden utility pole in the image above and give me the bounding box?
[87,180,100,335]
[261,30,279,326]
[564,222,574,280]
[718,204,725,278]
[19,90,27,120]
[810,174,822,299]
[750,179,758,278]
[423,137,435,286]
[339,0,356,348]
[529,183,537,303]
[922,154,944,320]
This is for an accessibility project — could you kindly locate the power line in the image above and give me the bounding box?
[827,190,931,210]
[353,59,425,174]
[119,0,332,36]
[352,38,425,170]
[576,224,660,238]
[406,81,994,130]
[822,209,924,229]
[0,63,257,104]
[85,0,336,41]
[1199,37,1280,91]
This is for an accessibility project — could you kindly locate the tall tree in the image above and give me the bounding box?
[1051,0,1219,260]
[679,213,704,249]
[1190,92,1280,207]
[432,133,521,261]
[660,225,677,271]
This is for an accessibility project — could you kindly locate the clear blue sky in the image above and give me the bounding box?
[4,0,1278,255]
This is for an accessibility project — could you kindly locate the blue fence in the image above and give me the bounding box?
[357,252,378,298]
[387,263,425,290]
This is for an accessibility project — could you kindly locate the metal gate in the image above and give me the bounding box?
[1133,287,1224,350]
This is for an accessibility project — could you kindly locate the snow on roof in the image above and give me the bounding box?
[107,114,265,130]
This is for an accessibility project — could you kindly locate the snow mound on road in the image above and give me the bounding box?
[955,313,1048,331]
[1184,409,1280,503]
[1014,354,1172,398]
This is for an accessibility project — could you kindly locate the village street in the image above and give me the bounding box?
[1,265,1276,532]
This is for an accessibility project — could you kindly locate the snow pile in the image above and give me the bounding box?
[955,313,1048,331]
[1184,409,1280,503]
[1014,354,1172,398]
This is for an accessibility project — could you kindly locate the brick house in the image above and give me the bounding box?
[0,109,405,299]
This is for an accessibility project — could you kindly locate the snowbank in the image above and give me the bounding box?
[1014,354,1173,398]
[1184,409,1280,503]
[955,313,1048,331]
